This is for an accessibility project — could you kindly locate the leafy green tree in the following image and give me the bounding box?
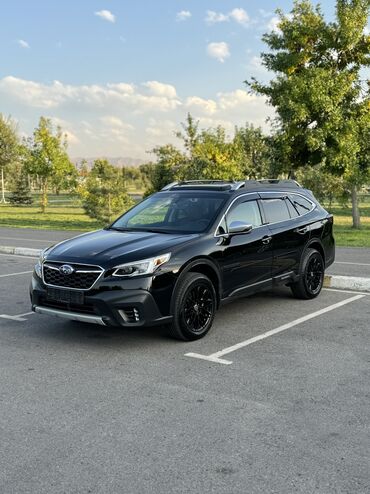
[9,164,33,205]
[247,0,370,228]
[26,117,76,212]
[180,126,243,181]
[143,145,186,196]
[233,124,271,179]
[79,159,133,223]
[0,114,19,204]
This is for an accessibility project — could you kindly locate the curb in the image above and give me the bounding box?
[324,274,370,293]
[0,245,41,257]
[1,245,369,293]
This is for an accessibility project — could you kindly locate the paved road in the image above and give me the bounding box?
[0,254,369,493]
[0,227,369,278]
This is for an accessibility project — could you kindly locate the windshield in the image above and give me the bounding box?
[110,192,227,234]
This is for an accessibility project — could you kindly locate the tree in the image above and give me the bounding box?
[143,145,186,196]
[233,124,271,179]
[0,114,19,204]
[79,159,134,223]
[247,0,370,228]
[9,165,33,205]
[25,117,76,212]
[180,126,243,181]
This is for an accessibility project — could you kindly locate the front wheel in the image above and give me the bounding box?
[167,272,217,341]
[290,248,325,299]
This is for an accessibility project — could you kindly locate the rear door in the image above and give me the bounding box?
[259,193,311,278]
[217,195,273,297]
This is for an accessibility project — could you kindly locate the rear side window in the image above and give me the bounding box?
[286,199,299,218]
[290,195,313,215]
[227,200,262,227]
[262,198,291,223]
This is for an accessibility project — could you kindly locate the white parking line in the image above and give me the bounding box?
[0,253,38,259]
[335,261,370,266]
[185,294,366,365]
[0,236,54,243]
[324,287,370,296]
[0,311,34,321]
[0,271,33,278]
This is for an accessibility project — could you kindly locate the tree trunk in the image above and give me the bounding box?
[0,167,7,204]
[41,180,48,213]
[350,185,361,229]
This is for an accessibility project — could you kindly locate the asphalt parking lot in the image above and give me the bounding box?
[0,253,369,493]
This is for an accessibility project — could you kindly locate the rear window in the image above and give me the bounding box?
[262,198,291,223]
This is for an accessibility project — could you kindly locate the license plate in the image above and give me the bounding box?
[46,287,84,305]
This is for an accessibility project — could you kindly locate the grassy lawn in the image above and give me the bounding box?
[0,194,102,231]
[0,194,369,247]
[330,203,370,248]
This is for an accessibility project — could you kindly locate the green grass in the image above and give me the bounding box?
[0,194,369,247]
[330,203,370,248]
[0,194,102,231]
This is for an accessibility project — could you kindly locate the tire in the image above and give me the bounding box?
[167,272,217,341]
[290,248,325,300]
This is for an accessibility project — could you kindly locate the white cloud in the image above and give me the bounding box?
[176,10,191,22]
[205,8,250,26]
[0,76,181,112]
[18,39,30,49]
[142,81,177,99]
[94,10,115,23]
[100,116,134,130]
[205,10,229,24]
[0,76,274,158]
[267,16,280,32]
[229,8,249,26]
[185,96,217,115]
[207,42,230,63]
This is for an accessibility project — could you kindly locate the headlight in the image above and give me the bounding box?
[34,248,49,279]
[112,253,171,277]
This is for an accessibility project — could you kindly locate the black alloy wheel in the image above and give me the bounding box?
[305,254,324,295]
[182,283,214,333]
[290,248,325,299]
[168,272,217,340]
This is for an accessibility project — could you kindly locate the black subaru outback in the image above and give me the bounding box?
[30,179,335,340]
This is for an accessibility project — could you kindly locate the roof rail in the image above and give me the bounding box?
[161,180,236,191]
[244,179,302,189]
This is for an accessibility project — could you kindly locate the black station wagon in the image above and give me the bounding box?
[30,179,335,340]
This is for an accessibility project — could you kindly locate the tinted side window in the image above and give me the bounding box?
[227,200,262,228]
[286,198,299,218]
[262,198,291,223]
[290,195,313,215]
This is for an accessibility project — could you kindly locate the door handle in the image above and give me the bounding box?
[295,227,308,235]
[262,235,272,245]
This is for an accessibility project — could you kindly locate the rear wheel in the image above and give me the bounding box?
[290,248,324,299]
[167,272,217,341]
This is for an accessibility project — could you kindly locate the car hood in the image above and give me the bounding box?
[45,229,198,268]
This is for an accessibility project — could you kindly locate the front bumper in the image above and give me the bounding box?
[30,275,173,327]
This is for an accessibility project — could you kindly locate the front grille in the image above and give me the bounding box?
[43,262,103,290]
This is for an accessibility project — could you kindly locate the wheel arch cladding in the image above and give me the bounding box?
[172,258,222,310]
[307,239,325,264]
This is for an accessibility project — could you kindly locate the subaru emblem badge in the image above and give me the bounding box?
[59,264,74,275]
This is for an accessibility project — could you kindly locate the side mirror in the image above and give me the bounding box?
[228,221,253,235]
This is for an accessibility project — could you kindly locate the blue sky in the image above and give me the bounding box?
[0,1,344,158]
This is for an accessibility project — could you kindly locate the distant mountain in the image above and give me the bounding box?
[72,157,145,168]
